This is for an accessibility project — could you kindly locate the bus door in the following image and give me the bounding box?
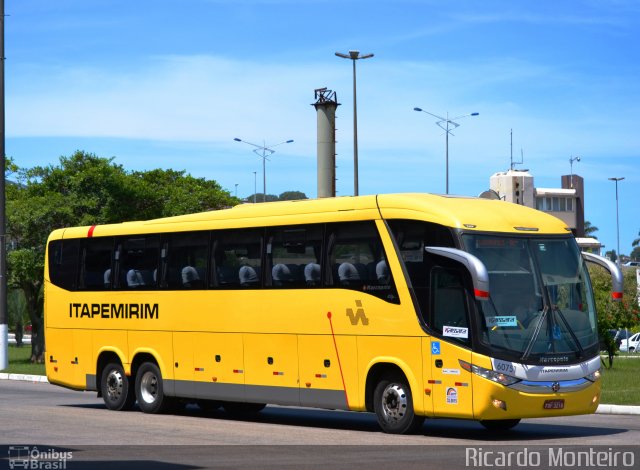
[428,266,474,418]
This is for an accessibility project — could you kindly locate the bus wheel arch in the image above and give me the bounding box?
[97,352,135,411]
[365,362,425,434]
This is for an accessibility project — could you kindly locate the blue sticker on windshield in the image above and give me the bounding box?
[552,325,562,340]
[431,341,441,355]
[486,316,518,327]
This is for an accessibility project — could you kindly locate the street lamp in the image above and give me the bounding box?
[569,156,581,188]
[608,177,624,266]
[234,183,238,198]
[335,50,374,196]
[413,107,479,194]
[253,171,257,203]
[234,138,294,202]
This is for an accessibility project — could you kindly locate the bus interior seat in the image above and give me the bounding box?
[304,263,320,286]
[239,265,259,287]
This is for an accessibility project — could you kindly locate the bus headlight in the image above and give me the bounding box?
[459,360,520,386]
[585,369,601,382]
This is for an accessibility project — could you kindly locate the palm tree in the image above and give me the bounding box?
[633,229,639,247]
[584,220,599,238]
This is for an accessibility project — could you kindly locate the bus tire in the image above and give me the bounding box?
[135,362,170,414]
[480,419,521,431]
[373,375,424,434]
[100,362,135,411]
[223,402,266,415]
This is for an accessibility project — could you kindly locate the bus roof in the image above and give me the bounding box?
[49,193,571,240]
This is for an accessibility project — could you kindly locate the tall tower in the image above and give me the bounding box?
[313,88,339,198]
[489,169,535,206]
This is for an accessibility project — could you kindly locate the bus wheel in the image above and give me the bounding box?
[223,402,266,415]
[373,376,424,434]
[135,362,169,414]
[480,419,521,431]
[100,363,135,411]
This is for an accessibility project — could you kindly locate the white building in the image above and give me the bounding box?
[489,169,601,254]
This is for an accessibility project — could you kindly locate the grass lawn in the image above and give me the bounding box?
[4,344,45,376]
[3,345,639,406]
[599,354,640,406]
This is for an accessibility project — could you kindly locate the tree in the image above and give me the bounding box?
[7,151,238,362]
[605,250,617,263]
[584,220,598,238]
[630,246,640,261]
[633,229,639,249]
[589,264,640,366]
[245,193,279,203]
[278,191,308,201]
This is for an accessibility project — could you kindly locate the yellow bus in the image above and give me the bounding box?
[45,193,622,434]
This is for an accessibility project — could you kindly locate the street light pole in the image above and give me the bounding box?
[253,171,257,203]
[609,177,625,266]
[335,50,374,197]
[234,138,293,203]
[413,107,479,194]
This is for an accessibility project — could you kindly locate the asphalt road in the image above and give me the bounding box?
[1,380,639,469]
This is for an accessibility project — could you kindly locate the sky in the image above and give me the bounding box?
[5,0,640,256]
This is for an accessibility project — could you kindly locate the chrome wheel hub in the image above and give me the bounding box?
[140,371,159,404]
[381,383,407,423]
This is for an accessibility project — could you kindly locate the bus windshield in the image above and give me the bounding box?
[461,234,598,363]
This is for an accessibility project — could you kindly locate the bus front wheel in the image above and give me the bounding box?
[135,362,170,414]
[100,363,135,411]
[373,375,424,434]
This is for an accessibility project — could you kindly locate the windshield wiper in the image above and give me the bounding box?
[520,306,548,361]
[552,306,584,355]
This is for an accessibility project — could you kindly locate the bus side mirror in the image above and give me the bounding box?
[581,252,623,301]
[425,247,490,301]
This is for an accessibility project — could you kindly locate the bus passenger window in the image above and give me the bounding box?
[164,232,209,289]
[211,229,262,288]
[430,267,470,344]
[79,237,114,290]
[268,225,323,288]
[327,221,399,303]
[48,239,80,290]
[117,236,160,290]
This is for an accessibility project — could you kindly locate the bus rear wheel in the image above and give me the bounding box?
[480,419,521,431]
[135,362,170,414]
[100,362,135,411]
[373,375,424,434]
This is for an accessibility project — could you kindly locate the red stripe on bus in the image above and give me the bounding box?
[327,311,350,409]
[87,225,96,237]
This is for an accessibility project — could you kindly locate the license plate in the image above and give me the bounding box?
[543,399,565,410]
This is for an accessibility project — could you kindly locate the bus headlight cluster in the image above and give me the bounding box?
[460,360,520,386]
[585,369,601,382]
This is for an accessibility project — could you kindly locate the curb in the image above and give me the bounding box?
[595,404,640,415]
[0,372,49,383]
[1,373,640,415]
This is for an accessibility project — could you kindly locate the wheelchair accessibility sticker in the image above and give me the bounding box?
[431,341,441,355]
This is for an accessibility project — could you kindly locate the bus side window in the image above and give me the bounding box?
[48,239,80,290]
[267,225,323,288]
[211,229,263,288]
[117,236,160,290]
[430,267,470,344]
[79,237,114,291]
[326,221,399,303]
[163,232,209,290]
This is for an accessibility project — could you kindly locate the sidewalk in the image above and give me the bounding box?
[1,372,639,415]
